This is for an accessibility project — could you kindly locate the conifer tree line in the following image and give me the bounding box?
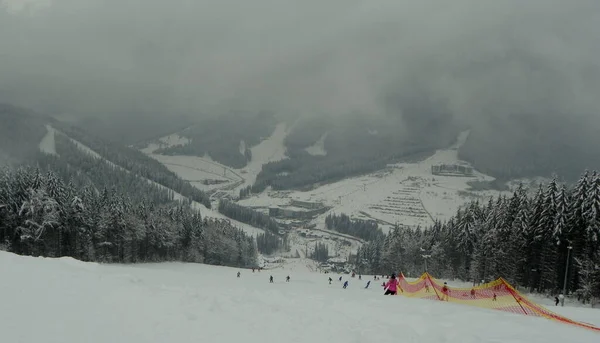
[255,231,289,255]
[357,171,600,302]
[41,137,175,205]
[325,213,385,241]
[239,185,252,199]
[218,200,280,234]
[0,167,257,267]
[311,242,329,262]
[52,124,212,208]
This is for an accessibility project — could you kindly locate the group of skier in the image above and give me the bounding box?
[237,270,506,303]
[331,273,401,295]
[235,270,446,297]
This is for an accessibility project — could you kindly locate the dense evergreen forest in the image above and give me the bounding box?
[356,172,600,303]
[311,242,329,262]
[0,167,257,267]
[325,213,385,241]
[153,111,276,168]
[217,200,280,234]
[52,122,211,208]
[248,114,450,192]
[255,231,288,255]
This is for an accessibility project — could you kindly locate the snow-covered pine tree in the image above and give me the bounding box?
[567,171,591,290]
[538,178,560,291]
[585,172,600,253]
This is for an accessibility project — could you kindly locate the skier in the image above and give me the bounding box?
[470,288,476,299]
[424,283,430,293]
[383,273,399,295]
[441,282,450,301]
[343,280,349,289]
[286,276,290,282]
[237,271,241,278]
[559,293,565,306]
[554,296,560,306]
[365,280,371,289]
[329,277,333,284]
[358,274,362,280]
[270,275,274,283]
[339,276,342,282]
[492,293,497,301]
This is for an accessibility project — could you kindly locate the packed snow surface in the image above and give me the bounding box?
[2,252,599,343]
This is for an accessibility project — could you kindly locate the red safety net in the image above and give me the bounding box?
[396,272,600,332]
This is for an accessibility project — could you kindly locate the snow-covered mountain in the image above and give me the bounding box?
[1,104,267,238]
[134,121,558,263]
[140,125,524,233]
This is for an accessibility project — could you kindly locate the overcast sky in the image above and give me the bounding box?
[1,0,599,131]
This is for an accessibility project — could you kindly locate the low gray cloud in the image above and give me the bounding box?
[1,0,599,134]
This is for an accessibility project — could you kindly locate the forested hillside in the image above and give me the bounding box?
[154,111,276,168]
[39,136,175,204]
[0,167,257,267]
[0,103,211,207]
[0,104,49,164]
[218,200,280,234]
[52,122,211,208]
[357,172,600,303]
[250,114,455,192]
[325,213,384,242]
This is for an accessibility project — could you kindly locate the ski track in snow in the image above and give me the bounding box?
[1,251,599,343]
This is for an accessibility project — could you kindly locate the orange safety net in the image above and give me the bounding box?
[397,272,600,332]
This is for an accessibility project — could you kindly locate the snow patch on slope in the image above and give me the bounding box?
[39,124,57,155]
[141,133,190,154]
[140,153,243,192]
[237,123,288,188]
[305,133,327,156]
[239,140,246,155]
[2,251,599,343]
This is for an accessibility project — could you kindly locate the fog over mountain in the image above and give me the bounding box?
[1,0,600,179]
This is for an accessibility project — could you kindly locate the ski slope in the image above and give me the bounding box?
[1,251,598,343]
[39,124,57,155]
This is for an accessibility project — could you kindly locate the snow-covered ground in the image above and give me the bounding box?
[239,130,509,232]
[1,251,598,343]
[39,124,57,155]
[140,123,288,193]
